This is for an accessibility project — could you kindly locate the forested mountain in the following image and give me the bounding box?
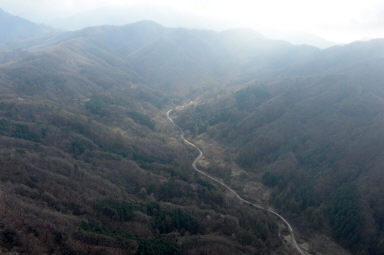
[175,39,384,254]
[0,17,308,255]
[0,20,320,97]
[1,11,384,255]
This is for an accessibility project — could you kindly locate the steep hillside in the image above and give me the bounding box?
[3,16,384,254]
[175,39,384,254]
[0,21,307,254]
[0,93,294,254]
[4,21,318,93]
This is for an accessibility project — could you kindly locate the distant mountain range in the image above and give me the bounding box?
[0,8,54,45]
[262,30,337,49]
[9,4,337,49]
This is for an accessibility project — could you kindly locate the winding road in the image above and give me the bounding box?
[167,109,306,255]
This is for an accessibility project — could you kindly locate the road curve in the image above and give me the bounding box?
[167,109,306,255]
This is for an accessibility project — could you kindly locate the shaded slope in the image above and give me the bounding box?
[174,39,384,255]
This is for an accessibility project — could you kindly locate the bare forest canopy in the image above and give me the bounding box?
[1,8,384,255]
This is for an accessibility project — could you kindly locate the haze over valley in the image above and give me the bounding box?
[0,2,384,254]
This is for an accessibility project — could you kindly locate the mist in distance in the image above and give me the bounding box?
[1,0,384,46]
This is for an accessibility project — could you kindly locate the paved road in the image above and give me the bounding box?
[167,109,306,255]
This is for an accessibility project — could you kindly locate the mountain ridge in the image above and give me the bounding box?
[1,11,384,255]
[0,8,54,45]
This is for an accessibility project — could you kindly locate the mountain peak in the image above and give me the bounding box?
[127,20,164,30]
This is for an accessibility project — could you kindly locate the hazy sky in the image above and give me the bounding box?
[1,0,384,43]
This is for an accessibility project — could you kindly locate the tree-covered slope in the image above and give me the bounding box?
[175,39,384,254]
[2,16,384,254]
[0,20,304,254]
